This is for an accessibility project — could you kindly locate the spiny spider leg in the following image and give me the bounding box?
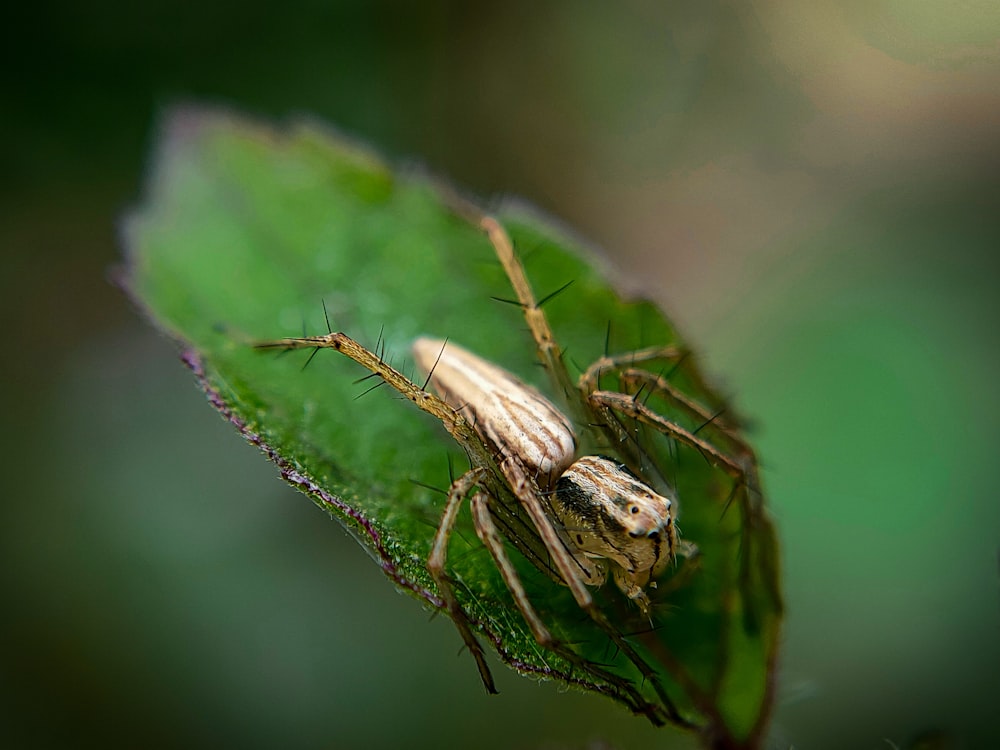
[496,455,688,727]
[580,345,686,395]
[581,347,738,425]
[255,333,500,683]
[617,368,746,454]
[581,347,735,430]
[580,348,745,487]
[466,490,664,721]
[256,333,493,467]
[589,389,756,497]
[434,439,670,717]
[447,204,774,729]
[588,386,768,623]
[469,212,690,728]
[467,489,552,646]
[614,366,767,574]
[478,215,582,418]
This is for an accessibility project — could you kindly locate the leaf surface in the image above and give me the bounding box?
[122,107,782,747]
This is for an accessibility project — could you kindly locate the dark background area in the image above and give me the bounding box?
[2,2,998,748]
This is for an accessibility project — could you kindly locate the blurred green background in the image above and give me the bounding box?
[2,2,998,749]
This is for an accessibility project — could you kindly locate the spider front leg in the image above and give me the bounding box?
[255,332,496,469]
[467,211,694,725]
[256,333,502,688]
[578,347,740,487]
[428,459,629,703]
[588,377,760,515]
[581,347,760,522]
[483,456,687,725]
[468,483,674,724]
[476,214,582,416]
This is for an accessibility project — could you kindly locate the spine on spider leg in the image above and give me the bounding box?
[478,215,585,419]
[255,332,497,473]
[443,194,579,406]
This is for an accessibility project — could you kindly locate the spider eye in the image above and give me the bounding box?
[630,505,640,514]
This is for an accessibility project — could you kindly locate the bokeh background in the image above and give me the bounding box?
[3,2,998,749]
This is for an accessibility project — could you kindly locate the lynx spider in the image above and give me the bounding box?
[256,207,762,727]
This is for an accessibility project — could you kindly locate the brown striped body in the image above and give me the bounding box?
[413,337,577,480]
[413,338,676,612]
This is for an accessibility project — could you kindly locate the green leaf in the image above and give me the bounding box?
[121,106,782,747]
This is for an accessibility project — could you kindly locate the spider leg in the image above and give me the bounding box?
[579,345,687,393]
[580,347,746,476]
[584,364,781,721]
[618,368,749,466]
[581,347,737,426]
[428,467,496,693]
[255,333,495,471]
[458,213,696,725]
[473,213,583,417]
[257,334,505,687]
[588,388,759,507]
[498,457,692,728]
[468,489,552,646]
[587,385,776,632]
[468,488,669,725]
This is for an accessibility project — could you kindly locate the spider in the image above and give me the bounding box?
[255,205,762,728]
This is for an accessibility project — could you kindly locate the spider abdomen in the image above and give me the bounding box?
[413,337,576,478]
